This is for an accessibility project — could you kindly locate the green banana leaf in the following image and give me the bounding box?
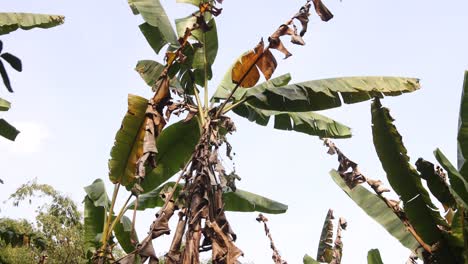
[128,0,178,45]
[108,94,148,187]
[246,76,420,112]
[371,99,455,262]
[303,254,320,264]
[367,249,384,264]
[0,13,64,35]
[330,170,419,251]
[232,74,352,138]
[0,98,10,111]
[434,149,468,209]
[0,119,19,141]
[141,117,200,193]
[457,71,468,180]
[83,179,109,255]
[114,215,138,254]
[175,16,218,86]
[138,23,167,54]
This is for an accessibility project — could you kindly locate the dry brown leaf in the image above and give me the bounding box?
[312,0,334,22]
[256,49,277,80]
[268,25,294,59]
[294,2,311,36]
[231,50,261,88]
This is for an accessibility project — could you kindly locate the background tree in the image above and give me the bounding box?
[1,180,87,263]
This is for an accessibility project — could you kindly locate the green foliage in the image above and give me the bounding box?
[2,180,86,263]
[83,179,108,256]
[366,249,384,264]
[303,254,320,264]
[128,0,178,46]
[371,98,449,242]
[0,13,64,35]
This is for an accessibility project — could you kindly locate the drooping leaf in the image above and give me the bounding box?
[434,149,468,208]
[135,60,165,87]
[367,249,384,264]
[141,118,201,193]
[108,94,148,187]
[316,209,334,263]
[0,13,64,35]
[128,0,178,45]
[415,158,456,209]
[84,178,110,209]
[0,98,11,111]
[139,23,167,54]
[83,179,109,255]
[371,98,456,262]
[223,189,288,214]
[330,170,419,251]
[312,0,334,22]
[114,215,139,254]
[0,119,19,141]
[457,71,468,180]
[246,76,420,112]
[303,254,320,264]
[1,53,22,72]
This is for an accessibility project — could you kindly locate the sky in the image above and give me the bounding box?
[1,0,468,263]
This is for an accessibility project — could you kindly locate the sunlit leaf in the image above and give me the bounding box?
[128,0,178,45]
[0,13,64,35]
[303,254,320,264]
[367,249,384,264]
[0,98,11,111]
[108,94,148,188]
[246,76,420,112]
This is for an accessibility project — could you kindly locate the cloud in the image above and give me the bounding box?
[0,121,49,153]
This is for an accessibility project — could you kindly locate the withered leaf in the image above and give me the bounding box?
[268,25,294,59]
[313,0,334,22]
[153,77,171,104]
[256,49,277,80]
[231,48,261,88]
[294,2,311,36]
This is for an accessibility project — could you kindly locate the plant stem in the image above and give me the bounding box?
[106,194,133,240]
[193,86,206,125]
[101,183,120,246]
[222,97,248,114]
[202,30,209,111]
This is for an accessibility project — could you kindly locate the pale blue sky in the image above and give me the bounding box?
[1,0,468,263]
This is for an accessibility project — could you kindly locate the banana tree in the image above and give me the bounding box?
[0,13,64,142]
[324,71,468,263]
[84,0,421,263]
